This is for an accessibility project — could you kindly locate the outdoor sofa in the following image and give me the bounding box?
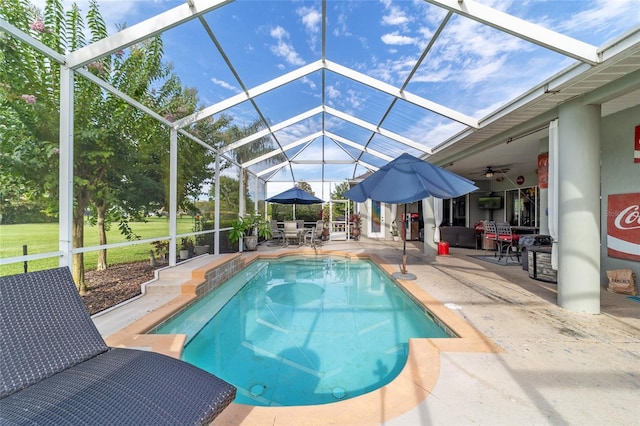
[440,226,477,249]
[0,267,236,425]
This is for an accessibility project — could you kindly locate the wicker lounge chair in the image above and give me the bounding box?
[0,267,236,425]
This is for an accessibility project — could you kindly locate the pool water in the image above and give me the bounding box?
[154,256,450,406]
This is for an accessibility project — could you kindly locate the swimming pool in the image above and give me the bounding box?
[154,255,451,406]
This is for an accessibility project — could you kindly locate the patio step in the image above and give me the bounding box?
[144,255,215,295]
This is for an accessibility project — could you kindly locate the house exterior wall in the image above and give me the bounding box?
[599,104,640,285]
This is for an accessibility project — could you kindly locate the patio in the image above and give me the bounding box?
[93,239,640,425]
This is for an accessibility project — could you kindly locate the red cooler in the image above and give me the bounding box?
[438,241,450,255]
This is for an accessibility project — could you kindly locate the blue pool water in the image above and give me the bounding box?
[154,256,451,406]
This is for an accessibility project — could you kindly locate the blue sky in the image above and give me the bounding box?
[32,0,640,196]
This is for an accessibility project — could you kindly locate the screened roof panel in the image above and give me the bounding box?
[202,0,321,89]
[367,134,423,159]
[403,13,574,118]
[331,141,363,162]
[357,152,389,170]
[381,98,463,149]
[324,0,447,80]
[283,139,313,159]
[159,21,243,107]
[324,72,395,123]
[290,162,322,181]
[252,73,323,124]
[322,163,358,181]
[323,118,372,146]
[271,115,322,145]
[321,137,356,162]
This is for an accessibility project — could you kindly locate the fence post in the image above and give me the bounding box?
[22,245,27,273]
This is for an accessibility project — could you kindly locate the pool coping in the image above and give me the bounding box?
[104,249,501,424]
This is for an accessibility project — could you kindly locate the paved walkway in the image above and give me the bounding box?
[93,239,640,425]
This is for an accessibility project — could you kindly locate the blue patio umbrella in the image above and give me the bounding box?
[266,186,324,220]
[266,187,324,205]
[345,153,478,277]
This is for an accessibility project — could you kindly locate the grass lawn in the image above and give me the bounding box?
[0,217,199,276]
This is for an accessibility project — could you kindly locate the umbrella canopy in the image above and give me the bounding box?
[345,153,478,278]
[266,187,324,205]
[345,153,478,204]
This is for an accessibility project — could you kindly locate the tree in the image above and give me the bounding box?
[331,181,349,218]
[294,180,322,221]
[0,0,225,290]
[222,119,284,214]
[296,181,314,194]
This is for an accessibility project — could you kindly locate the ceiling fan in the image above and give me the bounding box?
[478,165,511,178]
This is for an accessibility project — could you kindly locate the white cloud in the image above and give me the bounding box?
[298,7,321,33]
[556,0,640,37]
[382,6,411,26]
[326,85,341,99]
[270,26,306,66]
[270,26,287,39]
[381,32,416,46]
[345,89,365,111]
[297,6,322,52]
[211,78,238,91]
[301,77,316,90]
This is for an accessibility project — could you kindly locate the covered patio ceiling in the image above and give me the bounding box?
[13,0,640,196]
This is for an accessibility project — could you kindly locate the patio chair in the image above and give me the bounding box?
[0,267,236,425]
[482,220,498,256]
[283,221,300,246]
[496,222,520,263]
[270,220,283,244]
[303,224,324,248]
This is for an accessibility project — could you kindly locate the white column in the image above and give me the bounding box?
[168,129,178,266]
[422,198,437,257]
[239,167,245,216]
[557,99,601,313]
[538,137,550,235]
[214,154,220,255]
[58,66,74,268]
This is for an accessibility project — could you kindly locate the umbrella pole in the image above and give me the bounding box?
[402,203,407,274]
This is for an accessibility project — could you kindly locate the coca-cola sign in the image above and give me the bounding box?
[607,193,640,262]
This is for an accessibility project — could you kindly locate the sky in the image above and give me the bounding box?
[30,0,640,197]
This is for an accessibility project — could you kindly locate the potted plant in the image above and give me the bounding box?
[193,215,210,255]
[391,220,400,241]
[349,213,361,240]
[180,237,194,260]
[229,214,272,251]
[152,240,169,261]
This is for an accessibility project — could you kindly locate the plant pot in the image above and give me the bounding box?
[194,245,209,256]
[352,228,360,241]
[393,236,399,242]
[179,249,190,260]
[244,235,258,251]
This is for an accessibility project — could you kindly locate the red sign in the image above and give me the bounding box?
[635,125,640,163]
[538,153,549,189]
[607,193,640,262]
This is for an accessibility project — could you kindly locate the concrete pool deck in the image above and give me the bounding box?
[92,239,640,425]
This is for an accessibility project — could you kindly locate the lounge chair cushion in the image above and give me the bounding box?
[0,348,236,425]
[0,268,109,398]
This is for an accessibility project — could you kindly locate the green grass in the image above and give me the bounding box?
[0,217,198,276]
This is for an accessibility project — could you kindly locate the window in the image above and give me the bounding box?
[505,187,539,227]
[442,195,467,227]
